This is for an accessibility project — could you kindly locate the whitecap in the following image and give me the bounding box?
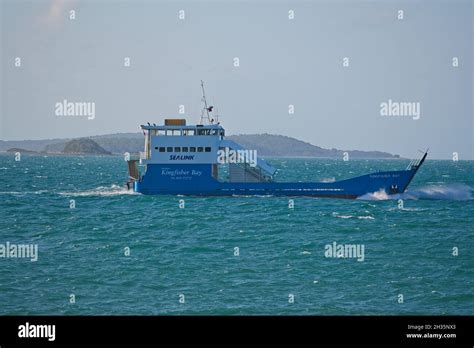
[335,215,353,219]
[358,216,375,220]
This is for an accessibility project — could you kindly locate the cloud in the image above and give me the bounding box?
[38,0,79,26]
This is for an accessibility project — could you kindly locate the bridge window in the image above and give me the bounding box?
[159,147,165,152]
[197,129,212,136]
[154,146,158,150]
[174,147,181,152]
[166,147,173,152]
[205,147,211,152]
[182,147,188,152]
[190,147,196,152]
[197,147,204,152]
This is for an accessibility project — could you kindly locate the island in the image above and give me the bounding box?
[1,133,400,159]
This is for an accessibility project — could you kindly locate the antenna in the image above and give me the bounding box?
[214,106,220,124]
[200,80,210,125]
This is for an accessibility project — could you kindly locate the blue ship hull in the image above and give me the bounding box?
[134,156,426,199]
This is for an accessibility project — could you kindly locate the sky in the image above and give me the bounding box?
[1,0,472,159]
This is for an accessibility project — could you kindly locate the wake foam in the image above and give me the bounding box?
[59,184,138,197]
[357,184,473,201]
[0,190,49,196]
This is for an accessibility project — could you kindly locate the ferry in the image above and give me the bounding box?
[126,82,427,198]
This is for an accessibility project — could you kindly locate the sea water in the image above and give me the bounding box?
[0,154,472,315]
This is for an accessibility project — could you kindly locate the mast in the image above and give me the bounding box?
[200,80,216,125]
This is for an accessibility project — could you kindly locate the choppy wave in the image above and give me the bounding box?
[357,184,473,201]
[332,212,375,220]
[0,155,473,315]
[59,184,138,197]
